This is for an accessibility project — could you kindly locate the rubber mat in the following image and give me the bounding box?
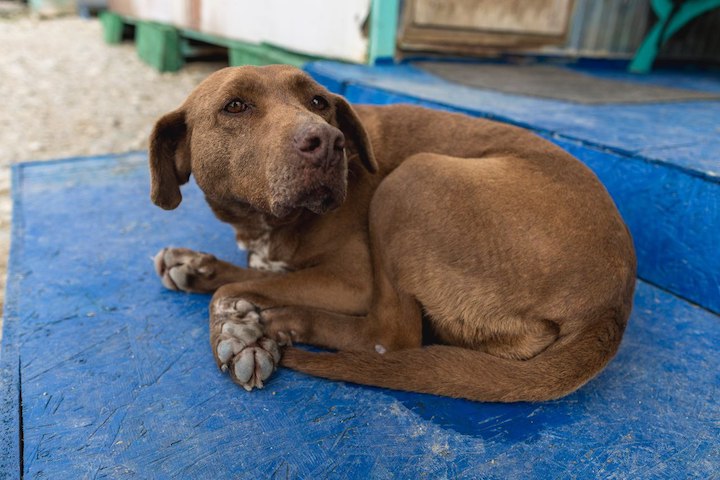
[415,62,720,104]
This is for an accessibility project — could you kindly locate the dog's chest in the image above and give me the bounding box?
[238,234,289,273]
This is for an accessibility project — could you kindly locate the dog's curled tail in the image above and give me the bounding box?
[280,314,626,402]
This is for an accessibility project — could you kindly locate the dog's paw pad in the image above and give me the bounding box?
[231,338,281,391]
[212,298,280,390]
[153,247,218,292]
[214,297,256,316]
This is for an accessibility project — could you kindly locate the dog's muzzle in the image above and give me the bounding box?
[268,143,349,218]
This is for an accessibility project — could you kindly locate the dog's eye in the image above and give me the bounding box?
[310,95,329,111]
[223,99,249,114]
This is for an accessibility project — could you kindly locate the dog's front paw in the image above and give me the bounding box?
[154,247,218,293]
[211,298,281,391]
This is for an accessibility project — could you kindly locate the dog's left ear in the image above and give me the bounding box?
[333,95,378,174]
[149,108,191,210]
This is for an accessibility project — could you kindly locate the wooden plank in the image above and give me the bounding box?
[413,0,572,35]
[99,11,125,45]
[181,29,317,67]
[0,167,22,480]
[99,12,316,71]
[368,0,402,63]
[135,21,184,73]
[229,42,316,68]
[1,152,719,477]
[399,0,573,54]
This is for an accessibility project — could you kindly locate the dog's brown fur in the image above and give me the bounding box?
[149,65,636,402]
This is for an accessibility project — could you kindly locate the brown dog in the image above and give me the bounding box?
[150,65,636,402]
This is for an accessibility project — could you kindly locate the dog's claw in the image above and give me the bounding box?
[276,331,293,347]
[212,297,281,391]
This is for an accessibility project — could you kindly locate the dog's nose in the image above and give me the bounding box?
[294,124,345,169]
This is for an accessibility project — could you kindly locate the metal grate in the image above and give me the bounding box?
[556,0,651,56]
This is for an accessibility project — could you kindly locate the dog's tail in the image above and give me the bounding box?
[280,313,626,402]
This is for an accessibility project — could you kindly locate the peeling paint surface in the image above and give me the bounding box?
[0,153,718,478]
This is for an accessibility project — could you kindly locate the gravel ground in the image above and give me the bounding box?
[0,11,224,330]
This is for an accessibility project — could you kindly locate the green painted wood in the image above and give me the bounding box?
[630,0,720,73]
[257,43,316,67]
[184,33,277,67]
[180,28,232,47]
[368,0,400,64]
[100,14,317,71]
[136,21,184,73]
[179,28,314,67]
[229,42,315,67]
[99,11,124,45]
[228,45,266,67]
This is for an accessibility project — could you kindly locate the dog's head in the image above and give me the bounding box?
[149,65,377,217]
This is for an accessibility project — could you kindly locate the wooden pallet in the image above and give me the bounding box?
[99,11,317,72]
[1,151,718,478]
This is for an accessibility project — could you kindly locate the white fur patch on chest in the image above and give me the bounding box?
[239,234,289,273]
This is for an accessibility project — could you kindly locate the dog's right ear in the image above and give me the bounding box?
[332,95,378,174]
[149,109,191,210]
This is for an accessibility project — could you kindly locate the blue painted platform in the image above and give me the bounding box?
[305,61,720,314]
[1,153,719,478]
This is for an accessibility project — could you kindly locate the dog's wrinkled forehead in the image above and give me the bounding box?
[185,65,327,116]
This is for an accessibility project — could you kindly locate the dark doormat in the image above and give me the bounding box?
[414,62,720,104]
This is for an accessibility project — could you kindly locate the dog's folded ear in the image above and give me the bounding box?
[333,96,378,174]
[149,109,191,210]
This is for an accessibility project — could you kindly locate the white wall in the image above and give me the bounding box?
[200,0,371,62]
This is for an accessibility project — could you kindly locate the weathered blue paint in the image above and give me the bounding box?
[0,153,719,478]
[304,61,720,314]
[550,136,720,317]
[0,166,24,480]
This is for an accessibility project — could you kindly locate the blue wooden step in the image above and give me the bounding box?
[305,61,720,315]
[1,153,718,478]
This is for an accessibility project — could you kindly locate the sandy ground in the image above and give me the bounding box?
[0,10,224,333]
